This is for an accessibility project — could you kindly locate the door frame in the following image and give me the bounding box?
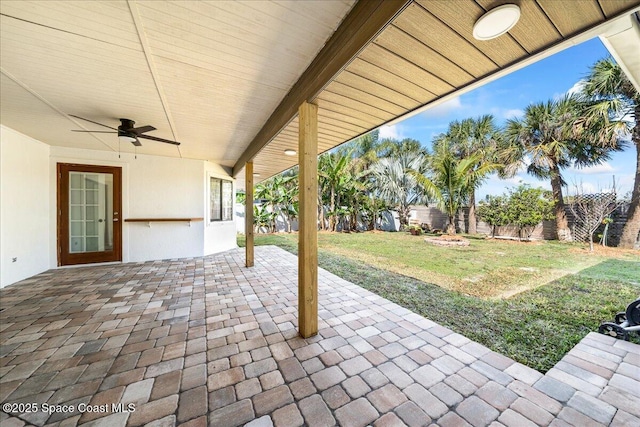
[57,163,122,266]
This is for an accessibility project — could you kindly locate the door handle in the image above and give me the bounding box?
[98,219,104,223]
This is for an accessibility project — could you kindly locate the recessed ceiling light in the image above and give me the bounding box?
[473,4,520,41]
[284,149,297,156]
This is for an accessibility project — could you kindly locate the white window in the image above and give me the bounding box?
[210,178,233,221]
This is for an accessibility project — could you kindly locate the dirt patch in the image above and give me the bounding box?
[568,244,640,259]
[424,236,470,247]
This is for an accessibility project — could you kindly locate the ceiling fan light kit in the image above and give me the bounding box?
[118,135,138,144]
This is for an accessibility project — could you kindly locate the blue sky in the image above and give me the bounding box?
[378,37,636,200]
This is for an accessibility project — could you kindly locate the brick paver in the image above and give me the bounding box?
[1,246,637,426]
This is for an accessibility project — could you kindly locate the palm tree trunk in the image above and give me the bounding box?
[398,205,409,230]
[550,166,572,241]
[317,193,324,231]
[619,138,640,248]
[371,204,378,231]
[468,191,477,234]
[351,199,358,231]
[446,215,456,234]
[329,187,336,232]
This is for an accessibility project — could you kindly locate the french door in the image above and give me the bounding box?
[57,163,122,265]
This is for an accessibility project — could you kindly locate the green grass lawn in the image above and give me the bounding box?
[238,231,640,373]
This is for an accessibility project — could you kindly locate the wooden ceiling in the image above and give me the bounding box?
[245,0,640,185]
[1,1,639,188]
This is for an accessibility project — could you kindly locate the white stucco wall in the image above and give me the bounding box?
[204,162,238,255]
[0,125,237,287]
[1,126,51,288]
[50,147,238,264]
[120,152,205,262]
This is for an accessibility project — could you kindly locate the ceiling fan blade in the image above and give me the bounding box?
[130,125,156,134]
[68,114,118,130]
[138,134,181,146]
[132,138,143,147]
[71,130,116,133]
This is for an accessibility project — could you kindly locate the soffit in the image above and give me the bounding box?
[1,1,638,188]
[246,0,640,186]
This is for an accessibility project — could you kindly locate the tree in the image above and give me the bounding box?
[504,94,623,241]
[581,57,639,248]
[378,138,427,158]
[370,150,433,229]
[506,185,554,240]
[318,152,351,231]
[340,129,381,170]
[254,179,279,232]
[253,204,274,233]
[424,139,497,234]
[477,195,510,238]
[435,116,501,234]
[254,174,296,232]
[236,191,246,205]
[479,185,554,240]
[279,168,299,233]
[339,130,384,231]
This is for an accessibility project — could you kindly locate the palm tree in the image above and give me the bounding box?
[422,143,496,235]
[280,168,299,233]
[370,150,433,229]
[581,58,639,248]
[318,151,351,231]
[378,138,427,158]
[254,174,298,232]
[338,131,381,230]
[436,115,501,234]
[505,94,624,241]
[341,129,381,170]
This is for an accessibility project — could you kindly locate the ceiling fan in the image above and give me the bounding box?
[69,114,181,146]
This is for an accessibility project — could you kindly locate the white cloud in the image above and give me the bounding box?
[566,80,585,97]
[421,97,463,118]
[615,174,635,197]
[503,109,524,120]
[504,176,525,185]
[571,182,598,194]
[379,124,404,140]
[552,80,585,101]
[566,179,618,195]
[570,162,615,175]
[477,173,552,200]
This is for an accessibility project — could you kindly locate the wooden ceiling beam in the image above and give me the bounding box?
[232,0,413,176]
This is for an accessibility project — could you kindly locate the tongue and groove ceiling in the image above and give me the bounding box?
[1,1,639,187]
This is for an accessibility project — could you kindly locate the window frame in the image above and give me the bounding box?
[210,177,233,222]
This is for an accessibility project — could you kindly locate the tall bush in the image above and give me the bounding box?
[477,196,509,237]
[478,185,554,240]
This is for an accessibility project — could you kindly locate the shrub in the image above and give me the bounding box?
[478,185,554,240]
[477,195,509,237]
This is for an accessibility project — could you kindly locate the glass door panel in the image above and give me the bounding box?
[58,164,121,265]
[68,172,113,254]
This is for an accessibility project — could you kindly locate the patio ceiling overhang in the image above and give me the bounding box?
[235,0,640,186]
[1,1,639,188]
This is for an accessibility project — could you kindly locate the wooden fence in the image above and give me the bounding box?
[411,203,630,243]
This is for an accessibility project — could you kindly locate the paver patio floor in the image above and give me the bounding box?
[1,246,638,427]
